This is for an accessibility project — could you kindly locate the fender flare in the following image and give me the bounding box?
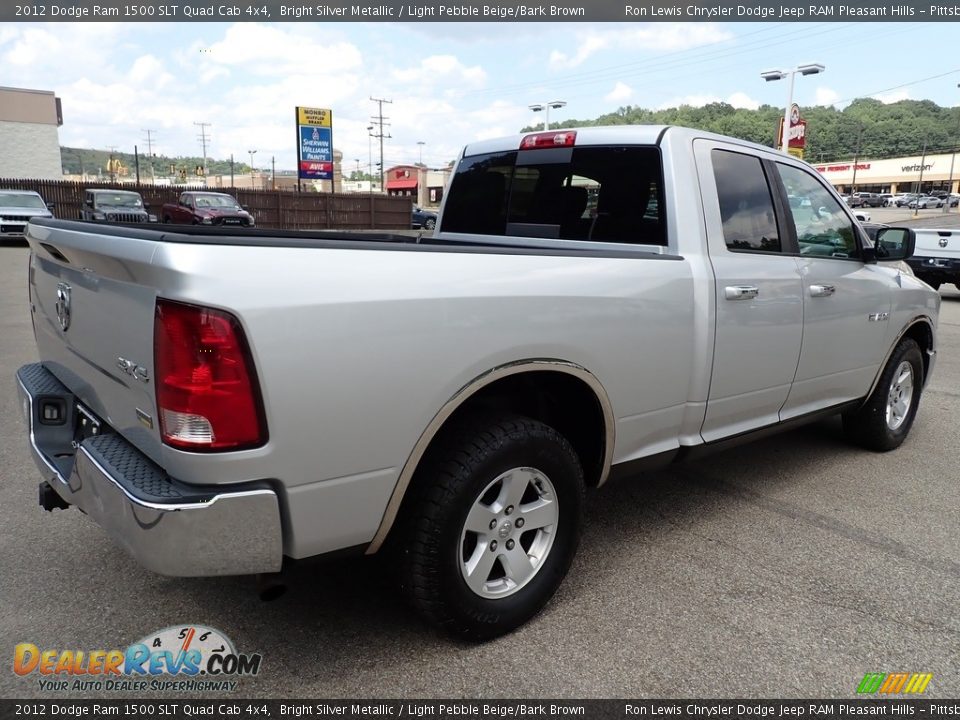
[860,316,936,405]
[364,359,615,554]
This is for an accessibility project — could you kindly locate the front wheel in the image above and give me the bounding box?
[424,218,436,230]
[400,414,584,640]
[843,338,924,451]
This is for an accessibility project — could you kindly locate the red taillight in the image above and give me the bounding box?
[154,299,266,451]
[519,131,577,150]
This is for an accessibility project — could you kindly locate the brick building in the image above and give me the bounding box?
[0,86,64,180]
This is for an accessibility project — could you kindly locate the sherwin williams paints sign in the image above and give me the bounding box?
[296,106,333,180]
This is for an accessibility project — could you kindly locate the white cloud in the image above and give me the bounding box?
[605,82,633,103]
[656,92,760,110]
[725,92,760,110]
[193,24,363,77]
[873,89,911,104]
[549,24,733,70]
[815,87,841,107]
[549,35,609,70]
[392,55,487,89]
[128,55,174,89]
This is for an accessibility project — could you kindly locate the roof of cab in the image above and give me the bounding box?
[462,125,670,157]
[460,124,785,161]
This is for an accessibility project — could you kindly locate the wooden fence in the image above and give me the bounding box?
[0,179,412,231]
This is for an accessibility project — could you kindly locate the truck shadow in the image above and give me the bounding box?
[165,416,873,656]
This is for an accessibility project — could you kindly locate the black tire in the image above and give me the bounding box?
[843,338,924,452]
[424,218,436,230]
[399,414,584,640]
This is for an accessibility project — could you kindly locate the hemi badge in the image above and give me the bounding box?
[868,312,889,322]
[136,408,154,429]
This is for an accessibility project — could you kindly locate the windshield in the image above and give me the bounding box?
[95,192,143,208]
[0,193,45,209]
[193,194,241,209]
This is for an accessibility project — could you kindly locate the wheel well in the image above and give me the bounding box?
[370,367,612,554]
[903,320,934,381]
[439,371,608,486]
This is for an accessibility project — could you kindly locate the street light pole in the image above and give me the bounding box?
[761,63,825,155]
[248,150,257,189]
[528,100,567,131]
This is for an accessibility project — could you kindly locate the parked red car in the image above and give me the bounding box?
[161,191,255,227]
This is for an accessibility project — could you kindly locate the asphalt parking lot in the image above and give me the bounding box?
[1,237,959,700]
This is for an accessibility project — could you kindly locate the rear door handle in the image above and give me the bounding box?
[810,284,836,297]
[724,285,759,301]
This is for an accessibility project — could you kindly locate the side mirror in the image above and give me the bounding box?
[143,202,150,209]
[241,204,249,210]
[46,202,56,210]
[869,227,915,262]
[84,200,93,207]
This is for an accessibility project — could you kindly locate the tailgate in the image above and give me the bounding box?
[27,222,165,464]
[914,229,960,260]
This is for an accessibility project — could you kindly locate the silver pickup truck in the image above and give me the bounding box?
[16,126,940,640]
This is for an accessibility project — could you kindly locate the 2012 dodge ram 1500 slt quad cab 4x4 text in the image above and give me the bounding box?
[17,126,939,639]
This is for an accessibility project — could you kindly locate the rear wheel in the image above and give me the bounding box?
[424,218,436,230]
[400,414,584,640]
[843,338,924,451]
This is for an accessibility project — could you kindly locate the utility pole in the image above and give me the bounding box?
[851,124,863,195]
[914,138,928,218]
[271,156,276,190]
[194,122,211,182]
[370,97,392,194]
[230,153,234,188]
[142,128,157,183]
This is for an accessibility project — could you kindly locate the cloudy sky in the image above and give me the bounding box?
[1,21,957,172]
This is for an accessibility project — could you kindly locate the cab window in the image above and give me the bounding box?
[442,146,665,245]
[777,163,859,259]
[711,149,781,253]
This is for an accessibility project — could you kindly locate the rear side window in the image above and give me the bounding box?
[712,149,782,253]
[442,145,665,245]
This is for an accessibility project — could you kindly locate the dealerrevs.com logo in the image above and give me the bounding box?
[14,625,262,692]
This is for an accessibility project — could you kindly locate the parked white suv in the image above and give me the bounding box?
[0,189,54,241]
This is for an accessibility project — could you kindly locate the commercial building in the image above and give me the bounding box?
[813,151,960,195]
[385,164,452,209]
[0,86,64,180]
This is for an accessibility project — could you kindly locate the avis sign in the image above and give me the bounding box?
[296,106,333,181]
[777,103,807,159]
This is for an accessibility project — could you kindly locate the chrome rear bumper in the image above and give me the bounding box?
[17,363,283,577]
